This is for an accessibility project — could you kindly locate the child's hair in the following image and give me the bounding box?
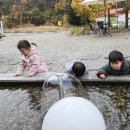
[72,62,86,77]
[17,40,37,50]
[109,50,124,63]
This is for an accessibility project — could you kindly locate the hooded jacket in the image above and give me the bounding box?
[16,48,48,76]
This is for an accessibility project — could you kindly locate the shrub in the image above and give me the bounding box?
[3,15,12,28]
[45,21,54,26]
[31,15,45,26]
[70,26,89,36]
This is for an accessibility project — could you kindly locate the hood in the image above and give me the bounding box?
[27,47,38,57]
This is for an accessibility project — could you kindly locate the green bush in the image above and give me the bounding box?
[30,7,45,26]
[67,6,81,26]
[42,10,56,24]
[3,15,12,28]
[70,26,89,36]
[31,15,45,26]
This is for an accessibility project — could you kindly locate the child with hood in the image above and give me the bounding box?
[16,40,48,77]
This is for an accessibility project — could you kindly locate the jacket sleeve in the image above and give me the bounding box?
[16,60,26,75]
[96,64,109,78]
[64,61,74,74]
[27,55,40,77]
[126,59,130,73]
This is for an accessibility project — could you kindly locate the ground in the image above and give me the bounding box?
[0,32,130,130]
[0,31,130,74]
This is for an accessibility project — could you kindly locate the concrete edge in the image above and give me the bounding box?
[0,72,130,85]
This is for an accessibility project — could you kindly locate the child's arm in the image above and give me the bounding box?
[64,61,74,74]
[96,65,109,79]
[127,59,130,74]
[16,60,26,76]
[27,55,41,77]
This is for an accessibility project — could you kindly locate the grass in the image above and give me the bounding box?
[4,24,69,33]
[4,24,130,34]
[4,24,91,36]
[69,26,90,36]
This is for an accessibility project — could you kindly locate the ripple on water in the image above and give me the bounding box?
[42,84,130,130]
[0,86,43,130]
[0,84,129,130]
[83,85,130,130]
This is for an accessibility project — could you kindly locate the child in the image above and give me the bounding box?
[64,61,87,77]
[97,50,130,79]
[16,40,48,77]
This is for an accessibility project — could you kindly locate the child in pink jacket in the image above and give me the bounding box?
[16,40,48,77]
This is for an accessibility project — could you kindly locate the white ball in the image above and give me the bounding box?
[42,97,106,130]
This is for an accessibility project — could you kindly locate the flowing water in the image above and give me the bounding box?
[0,84,129,130]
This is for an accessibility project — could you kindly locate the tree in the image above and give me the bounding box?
[54,0,66,22]
[10,4,21,26]
[125,1,130,28]
[54,0,66,12]
[68,5,81,25]
[118,1,130,28]
[71,0,109,24]
[0,2,12,16]
[19,0,45,25]
[66,0,81,25]
[30,7,45,25]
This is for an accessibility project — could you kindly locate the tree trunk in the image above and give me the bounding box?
[108,8,111,27]
[125,1,129,28]
[125,9,128,28]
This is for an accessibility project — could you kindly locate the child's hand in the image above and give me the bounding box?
[14,74,22,77]
[26,74,31,78]
[99,74,106,79]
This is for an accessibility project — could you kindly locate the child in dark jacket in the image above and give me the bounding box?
[97,50,130,79]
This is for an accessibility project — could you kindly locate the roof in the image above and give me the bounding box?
[110,8,130,15]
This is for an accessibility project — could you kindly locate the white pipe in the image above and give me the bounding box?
[0,21,5,37]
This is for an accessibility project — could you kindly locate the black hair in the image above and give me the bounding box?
[109,50,124,63]
[17,40,37,50]
[72,62,86,77]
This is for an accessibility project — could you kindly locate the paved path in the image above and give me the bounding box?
[0,32,130,74]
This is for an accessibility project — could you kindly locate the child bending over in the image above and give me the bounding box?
[16,40,48,77]
[97,50,130,79]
